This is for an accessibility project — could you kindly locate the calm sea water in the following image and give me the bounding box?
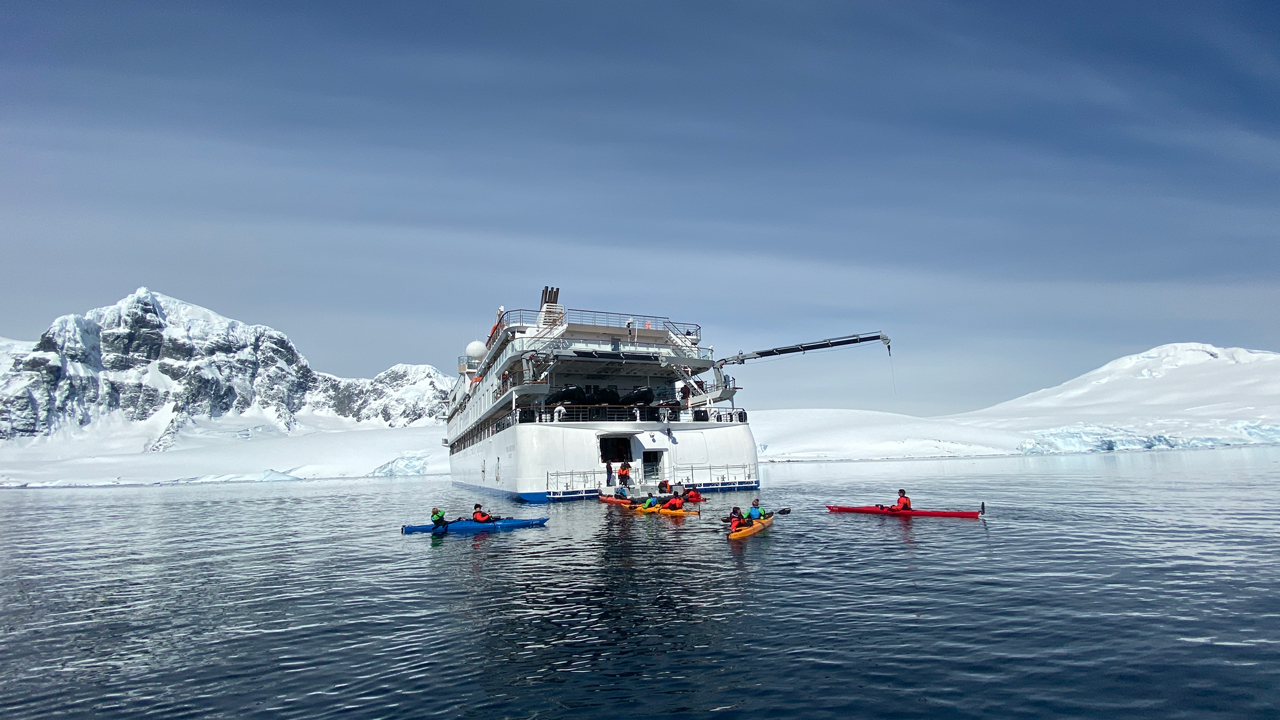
[1,447,1278,719]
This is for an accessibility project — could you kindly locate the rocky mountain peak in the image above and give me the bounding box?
[0,290,449,449]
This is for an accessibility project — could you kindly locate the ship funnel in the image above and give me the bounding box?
[540,286,560,306]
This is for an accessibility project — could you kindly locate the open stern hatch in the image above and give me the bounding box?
[445,287,887,502]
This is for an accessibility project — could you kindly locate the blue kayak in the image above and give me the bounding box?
[401,518,549,535]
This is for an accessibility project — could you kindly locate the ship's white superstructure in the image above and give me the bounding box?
[446,288,758,502]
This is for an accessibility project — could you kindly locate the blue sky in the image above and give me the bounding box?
[2,1,1278,414]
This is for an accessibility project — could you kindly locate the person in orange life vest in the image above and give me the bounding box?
[657,479,671,494]
[661,494,684,511]
[879,489,911,511]
[728,506,747,532]
[617,461,631,486]
[685,486,704,502]
[472,503,500,522]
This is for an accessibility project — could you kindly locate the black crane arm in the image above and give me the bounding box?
[715,331,890,367]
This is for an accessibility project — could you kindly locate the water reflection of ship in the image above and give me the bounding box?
[445,286,890,502]
[446,509,758,703]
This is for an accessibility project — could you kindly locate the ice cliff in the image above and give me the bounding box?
[0,288,449,450]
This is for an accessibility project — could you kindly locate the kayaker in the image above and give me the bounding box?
[728,506,747,532]
[472,503,500,522]
[658,479,671,494]
[638,493,659,509]
[430,507,453,530]
[745,499,768,520]
[661,494,685,511]
[685,486,704,502]
[615,485,630,500]
[886,489,911,512]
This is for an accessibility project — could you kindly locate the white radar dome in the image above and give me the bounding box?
[465,341,487,359]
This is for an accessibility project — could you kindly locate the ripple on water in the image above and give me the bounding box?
[1,448,1279,718]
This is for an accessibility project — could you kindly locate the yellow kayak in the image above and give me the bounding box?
[631,504,699,516]
[728,515,773,540]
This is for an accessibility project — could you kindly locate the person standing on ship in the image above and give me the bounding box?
[618,461,632,487]
[605,461,614,487]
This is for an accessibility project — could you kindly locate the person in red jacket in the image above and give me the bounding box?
[727,506,747,532]
[885,489,911,512]
[661,495,685,511]
[472,503,500,522]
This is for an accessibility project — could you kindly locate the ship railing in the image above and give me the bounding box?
[478,335,713,383]
[512,406,748,424]
[546,470,605,501]
[663,320,703,355]
[546,465,758,500]
[670,463,759,492]
[493,308,700,339]
[540,336,713,360]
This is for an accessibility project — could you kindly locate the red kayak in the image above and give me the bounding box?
[826,504,983,519]
[599,495,634,506]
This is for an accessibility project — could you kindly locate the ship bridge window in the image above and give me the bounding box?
[599,436,633,463]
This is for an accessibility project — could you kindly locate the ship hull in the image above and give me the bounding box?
[449,421,758,502]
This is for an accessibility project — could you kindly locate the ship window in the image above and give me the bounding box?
[599,437,632,463]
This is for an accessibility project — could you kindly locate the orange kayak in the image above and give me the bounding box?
[599,495,633,506]
[728,515,773,540]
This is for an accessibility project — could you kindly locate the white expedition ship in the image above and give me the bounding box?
[445,287,889,502]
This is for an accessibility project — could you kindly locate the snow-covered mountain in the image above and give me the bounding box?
[754,343,1280,462]
[0,288,450,451]
[954,343,1280,453]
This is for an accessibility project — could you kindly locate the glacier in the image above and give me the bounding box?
[754,342,1280,462]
